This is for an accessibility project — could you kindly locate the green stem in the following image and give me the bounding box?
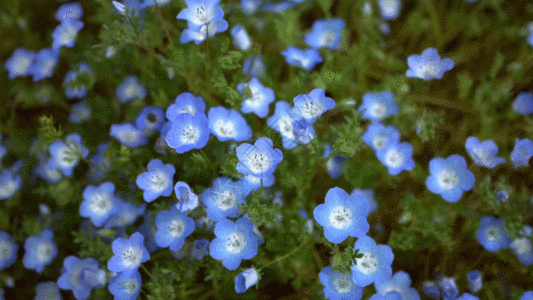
[141,264,157,282]
[259,245,302,271]
[426,0,444,47]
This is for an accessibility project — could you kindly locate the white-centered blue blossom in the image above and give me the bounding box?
[80,182,119,227]
[166,92,206,121]
[376,141,415,175]
[52,20,84,50]
[174,181,199,212]
[236,137,283,179]
[136,159,175,203]
[48,133,89,177]
[351,236,394,287]
[110,123,148,148]
[165,112,211,154]
[267,101,299,149]
[291,89,335,123]
[231,25,252,51]
[237,77,275,118]
[377,0,402,20]
[180,19,229,45]
[107,232,150,276]
[362,123,401,152]
[406,48,454,81]
[425,154,475,203]
[208,106,252,142]
[281,46,323,70]
[22,230,58,274]
[176,0,225,32]
[116,75,147,103]
[305,18,345,50]
[374,271,421,300]
[464,136,506,168]
[358,91,399,122]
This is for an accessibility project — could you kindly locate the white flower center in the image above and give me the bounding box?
[182,105,196,115]
[41,58,56,75]
[248,152,271,174]
[0,241,13,261]
[513,238,532,254]
[58,145,79,168]
[328,206,353,229]
[226,233,247,253]
[194,5,212,24]
[214,120,236,138]
[437,169,459,190]
[0,179,17,198]
[124,83,140,99]
[61,26,78,43]
[355,252,378,274]
[278,118,295,139]
[418,62,439,79]
[69,267,82,289]
[215,190,236,210]
[245,88,264,107]
[168,219,185,238]
[486,226,501,241]
[472,148,492,166]
[118,130,140,143]
[333,274,353,293]
[373,135,387,150]
[382,286,404,298]
[122,246,142,268]
[385,148,404,168]
[37,243,54,262]
[150,171,170,192]
[300,100,323,119]
[14,56,32,75]
[319,30,336,47]
[123,278,138,294]
[181,126,200,144]
[369,102,387,118]
[90,192,112,216]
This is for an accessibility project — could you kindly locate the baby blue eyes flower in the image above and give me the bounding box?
[57,256,104,300]
[110,123,149,148]
[236,137,283,179]
[63,63,92,99]
[166,92,206,121]
[69,101,92,124]
[107,232,150,276]
[350,235,394,287]
[35,282,62,300]
[80,182,119,227]
[154,205,195,251]
[48,133,89,177]
[235,268,259,293]
[476,216,511,252]
[0,232,18,271]
[201,177,249,221]
[136,159,175,203]
[522,291,533,300]
[369,291,403,300]
[406,47,454,81]
[176,0,225,32]
[313,187,370,244]
[466,270,482,294]
[231,25,252,51]
[319,265,363,300]
[292,118,315,145]
[108,270,142,300]
[237,77,275,118]
[281,46,323,70]
[0,170,22,200]
[241,0,261,14]
[437,276,459,300]
[422,281,441,299]
[28,48,59,82]
[116,75,147,103]
[376,142,415,175]
[305,18,345,50]
[191,239,210,260]
[291,89,336,123]
[180,19,229,45]
[243,55,266,78]
[510,138,533,168]
[374,271,420,300]
[362,123,401,152]
[55,2,83,23]
[22,230,58,273]
[209,217,258,270]
[512,92,533,115]
[267,101,298,149]
[425,154,475,203]
[323,145,347,179]
[510,225,533,266]
[165,113,211,154]
[4,48,36,80]
[174,181,199,212]
[52,20,84,50]
[208,106,253,142]
[465,136,506,168]
[377,0,402,20]
[135,106,165,134]
[104,200,146,228]
[358,91,399,122]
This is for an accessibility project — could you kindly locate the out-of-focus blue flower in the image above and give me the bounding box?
[104,200,146,228]
[351,236,394,287]
[108,271,141,300]
[22,230,57,273]
[261,1,295,13]
[231,25,252,51]
[437,276,459,300]
[112,0,145,17]
[63,63,92,99]
[512,92,533,115]
[69,101,92,124]
[377,0,402,20]
[4,48,36,80]
[510,225,533,266]
[465,136,506,168]
[362,123,401,152]
[313,187,369,244]
[180,19,229,44]
[292,118,315,145]
[242,174,275,192]
[291,89,335,123]
[107,232,150,276]
[425,154,475,203]
[154,205,195,251]
[236,137,283,179]
[319,266,363,299]
[466,270,482,294]
[87,142,111,183]
[0,170,22,200]
[136,222,159,253]
[208,106,253,142]
[457,293,479,300]
[235,268,259,294]
[28,48,59,82]
[243,55,266,78]
[358,91,399,122]
[267,101,298,149]
[52,20,84,50]
[191,239,210,260]
[369,291,403,300]
[110,123,148,148]
[201,177,249,221]
[116,75,146,103]
[195,216,215,231]
[351,189,378,215]
[376,141,415,175]
[237,77,275,118]
[176,0,225,32]
[281,46,323,70]
[510,138,533,168]
[323,145,347,179]
[135,106,165,134]
[476,216,511,252]
[374,271,420,300]
[48,133,89,177]
[0,232,18,271]
[522,291,533,300]
[380,22,391,35]
[165,113,211,154]
[406,48,454,81]
[305,18,345,50]
[0,135,6,163]
[141,0,172,8]
[136,159,175,203]
[35,282,62,300]
[80,182,119,227]
[166,92,206,121]
[57,256,104,300]
[422,281,441,299]
[241,0,261,14]
[209,217,258,270]
[55,2,83,23]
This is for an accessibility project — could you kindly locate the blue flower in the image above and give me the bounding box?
[292,118,316,145]
[116,75,147,103]
[377,0,402,20]
[243,55,266,78]
[291,89,335,123]
[191,239,210,260]
[48,133,89,177]
[104,200,146,228]
[362,123,401,152]
[69,101,92,124]
[4,48,36,79]
[510,225,533,266]
[136,222,159,253]
[457,293,480,300]
[237,77,275,118]
[235,268,259,293]
[510,138,533,168]
[135,106,165,134]
[201,177,249,221]
[242,174,275,192]
[466,270,482,294]
[28,48,59,82]
[166,92,206,121]
[376,142,415,175]
[0,232,17,271]
[425,154,475,203]
[174,181,199,212]
[236,137,283,179]
[141,0,172,8]
[262,1,296,13]
[267,101,299,149]
[80,182,119,227]
[180,19,229,44]
[57,256,103,300]
[323,145,347,179]
[522,291,533,300]
[0,170,22,200]
[52,20,84,50]
[374,271,420,300]
[437,276,459,300]
[35,282,62,300]
[136,159,175,203]
[512,92,533,115]
[165,113,211,154]
[154,205,195,251]
[369,291,403,300]
[350,236,393,287]
[231,25,252,51]
[281,46,323,70]
[313,187,370,244]
[476,216,511,252]
[241,0,261,14]
[109,123,148,148]
[208,106,253,142]
[0,135,6,163]
[86,142,111,183]
[319,265,363,300]
[107,232,150,276]
[22,230,58,273]
[422,281,441,300]
[209,217,258,270]
[406,48,454,81]
[305,18,345,50]
[351,189,378,215]
[358,91,399,122]
[112,0,145,17]
[55,2,83,23]
[464,136,506,168]
[176,0,225,32]
[63,63,92,99]
[108,271,142,300]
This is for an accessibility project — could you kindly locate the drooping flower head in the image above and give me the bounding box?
[425,154,475,203]
[235,268,259,294]
[466,270,482,294]
[350,236,394,287]
[231,25,252,51]
[475,216,512,252]
[319,266,363,300]
[174,181,199,212]
[191,239,210,260]
[57,256,105,300]
[209,217,258,270]
[236,137,283,179]
[358,91,399,122]
[110,123,148,148]
[406,47,454,81]
[267,101,299,149]
[464,136,506,168]
[305,18,345,50]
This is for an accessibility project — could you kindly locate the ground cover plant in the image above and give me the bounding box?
[1,0,533,299]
